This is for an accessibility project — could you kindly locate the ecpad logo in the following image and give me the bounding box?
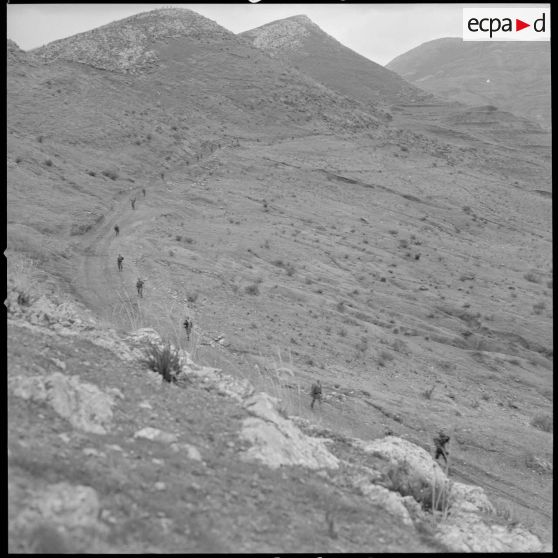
[463,8,550,41]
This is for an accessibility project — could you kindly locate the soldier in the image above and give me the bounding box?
[183,316,193,340]
[131,197,136,210]
[114,225,120,236]
[142,188,146,197]
[117,254,124,272]
[136,278,144,298]
[310,380,323,410]
[433,431,450,464]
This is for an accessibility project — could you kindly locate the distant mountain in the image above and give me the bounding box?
[386,38,551,129]
[241,15,432,110]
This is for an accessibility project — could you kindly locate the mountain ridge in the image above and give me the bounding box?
[386,37,551,129]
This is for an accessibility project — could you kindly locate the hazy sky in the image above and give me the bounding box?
[6,3,550,66]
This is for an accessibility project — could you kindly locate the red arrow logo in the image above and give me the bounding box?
[516,19,530,31]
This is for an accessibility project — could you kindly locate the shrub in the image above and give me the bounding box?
[524,272,540,283]
[533,301,545,315]
[336,301,345,313]
[285,263,295,276]
[37,135,43,143]
[399,239,409,249]
[87,170,96,176]
[44,159,53,167]
[422,385,436,400]
[15,156,22,164]
[338,328,347,337]
[102,169,119,180]
[187,293,198,303]
[245,284,260,295]
[531,414,553,432]
[142,342,182,383]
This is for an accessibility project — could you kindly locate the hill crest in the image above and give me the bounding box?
[32,8,233,73]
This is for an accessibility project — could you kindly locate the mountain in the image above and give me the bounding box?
[386,38,551,129]
[8,7,552,553]
[240,15,431,110]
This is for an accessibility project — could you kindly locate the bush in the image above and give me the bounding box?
[102,169,119,180]
[531,414,553,432]
[533,301,545,315]
[142,342,182,383]
[422,385,436,400]
[524,272,540,283]
[44,159,53,167]
[245,284,260,295]
[187,293,198,303]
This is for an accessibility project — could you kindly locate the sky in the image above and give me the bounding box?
[6,3,550,66]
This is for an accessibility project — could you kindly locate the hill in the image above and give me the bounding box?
[386,38,551,130]
[240,15,431,111]
[8,7,553,553]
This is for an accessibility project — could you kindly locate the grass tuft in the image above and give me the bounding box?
[142,342,182,383]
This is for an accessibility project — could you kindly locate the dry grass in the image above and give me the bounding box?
[142,341,182,383]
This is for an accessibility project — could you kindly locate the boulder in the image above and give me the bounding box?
[14,482,105,533]
[352,477,413,526]
[436,509,545,552]
[239,392,339,470]
[134,427,178,444]
[449,481,494,514]
[9,372,115,435]
[356,436,449,504]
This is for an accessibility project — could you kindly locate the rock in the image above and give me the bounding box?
[353,479,413,526]
[106,444,123,452]
[9,373,115,435]
[15,483,105,533]
[106,387,125,400]
[239,392,339,470]
[82,447,104,458]
[58,433,71,444]
[50,358,66,371]
[187,364,254,401]
[449,482,494,514]
[154,482,166,491]
[356,435,448,504]
[139,401,153,410]
[134,427,178,444]
[436,509,545,552]
[170,443,203,461]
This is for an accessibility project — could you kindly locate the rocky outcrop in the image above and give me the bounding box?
[33,8,234,73]
[436,509,546,552]
[356,435,448,504]
[134,427,178,444]
[9,372,115,435]
[13,482,105,534]
[239,392,339,470]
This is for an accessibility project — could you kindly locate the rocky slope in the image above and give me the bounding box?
[387,38,551,130]
[7,273,550,552]
[241,14,430,110]
[8,7,553,552]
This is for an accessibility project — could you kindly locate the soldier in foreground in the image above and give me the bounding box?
[310,380,323,410]
[117,254,124,272]
[433,431,450,465]
[114,225,119,236]
[136,278,144,297]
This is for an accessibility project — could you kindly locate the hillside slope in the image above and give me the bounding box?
[386,38,551,130]
[8,7,553,552]
[240,15,431,111]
